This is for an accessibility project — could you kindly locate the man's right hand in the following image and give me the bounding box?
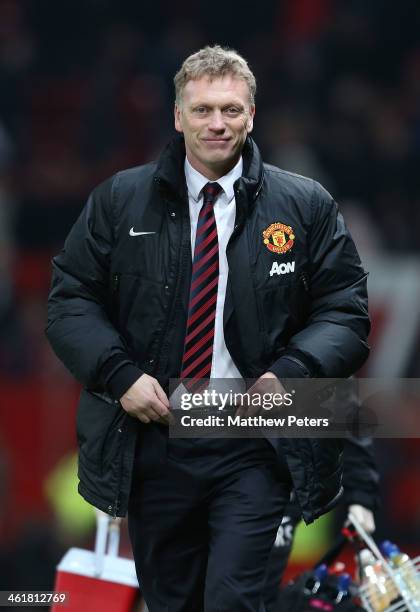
[120,373,171,425]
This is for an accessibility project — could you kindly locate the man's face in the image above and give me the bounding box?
[174,74,255,179]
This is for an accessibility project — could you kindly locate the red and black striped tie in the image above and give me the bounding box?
[181,182,222,383]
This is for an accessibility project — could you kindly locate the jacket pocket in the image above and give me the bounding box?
[76,389,127,474]
[256,282,299,352]
[110,272,167,363]
[310,438,343,479]
[112,273,142,330]
[257,272,309,341]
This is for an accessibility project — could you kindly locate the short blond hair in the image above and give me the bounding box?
[174,44,256,106]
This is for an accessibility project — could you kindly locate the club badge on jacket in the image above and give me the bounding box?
[263,222,295,254]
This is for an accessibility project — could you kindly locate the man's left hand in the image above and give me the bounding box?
[347,504,376,533]
[235,372,286,417]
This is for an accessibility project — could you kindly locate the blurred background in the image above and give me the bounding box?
[0,0,419,598]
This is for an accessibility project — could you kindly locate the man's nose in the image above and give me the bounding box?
[208,111,225,131]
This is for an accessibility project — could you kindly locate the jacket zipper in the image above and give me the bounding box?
[112,273,120,291]
[300,271,309,293]
[112,414,128,517]
[110,273,120,317]
[151,199,190,379]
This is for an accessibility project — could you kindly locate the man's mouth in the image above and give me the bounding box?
[202,138,231,143]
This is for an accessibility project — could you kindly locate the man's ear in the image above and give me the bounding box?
[246,105,255,133]
[174,104,183,133]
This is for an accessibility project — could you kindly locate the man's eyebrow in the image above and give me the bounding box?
[189,101,245,109]
[222,102,244,108]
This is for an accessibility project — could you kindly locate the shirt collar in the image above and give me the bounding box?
[184,156,243,204]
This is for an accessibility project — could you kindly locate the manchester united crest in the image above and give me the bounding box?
[263,223,295,254]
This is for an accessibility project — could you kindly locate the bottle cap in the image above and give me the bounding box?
[380,541,399,557]
[338,573,351,590]
[359,549,375,565]
[330,562,346,575]
[314,564,328,580]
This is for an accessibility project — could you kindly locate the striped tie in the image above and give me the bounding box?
[181,182,222,383]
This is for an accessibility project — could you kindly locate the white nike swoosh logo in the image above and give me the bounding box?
[129,228,156,237]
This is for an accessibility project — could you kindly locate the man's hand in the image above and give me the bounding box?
[235,372,286,417]
[120,373,171,425]
[348,504,376,533]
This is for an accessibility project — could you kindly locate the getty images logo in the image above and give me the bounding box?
[269,261,295,277]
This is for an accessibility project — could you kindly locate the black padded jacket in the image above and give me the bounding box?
[46,136,370,523]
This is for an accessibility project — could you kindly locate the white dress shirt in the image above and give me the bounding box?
[184,156,243,380]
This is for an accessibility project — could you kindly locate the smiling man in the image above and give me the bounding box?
[174,71,255,179]
[46,46,370,611]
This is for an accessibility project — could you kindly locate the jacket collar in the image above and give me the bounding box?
[239,135,265,201]
[154,134,264,207]
[184,155,242,204]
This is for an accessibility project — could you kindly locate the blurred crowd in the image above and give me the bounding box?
[0,0,419,597]
[1,0,420,252]
[0,0,419,378]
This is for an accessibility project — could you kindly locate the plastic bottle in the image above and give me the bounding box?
[334,573,352,603]
[359,549,393,611]
[381,541,420,611]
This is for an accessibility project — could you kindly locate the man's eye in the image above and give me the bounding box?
[225,108,240,115]
[194,107,207,114]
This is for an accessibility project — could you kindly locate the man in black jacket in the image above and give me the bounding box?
[46,45,370,611]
